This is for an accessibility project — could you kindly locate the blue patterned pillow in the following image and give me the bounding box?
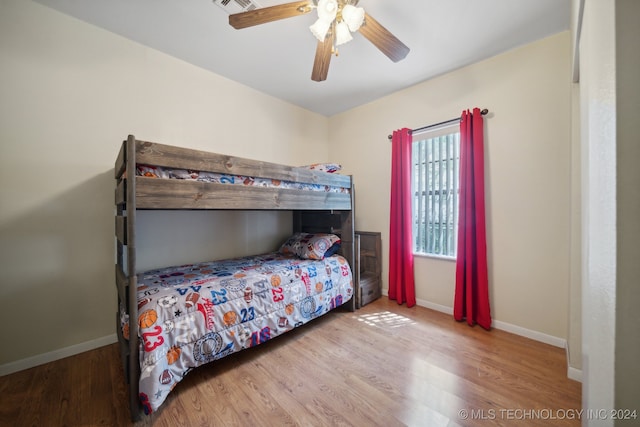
[279,233,341,260]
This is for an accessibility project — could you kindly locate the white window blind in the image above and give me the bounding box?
[412,127,460,257]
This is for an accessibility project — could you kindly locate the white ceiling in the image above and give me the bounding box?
[34,0,570,116]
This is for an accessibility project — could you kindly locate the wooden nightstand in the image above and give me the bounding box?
[355,231,382,308]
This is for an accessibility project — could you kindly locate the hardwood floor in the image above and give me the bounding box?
[0,298,581,426]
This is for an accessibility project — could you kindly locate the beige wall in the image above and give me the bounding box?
[0,0,578,374]
[331,32,573,341]
[0,0,329,366]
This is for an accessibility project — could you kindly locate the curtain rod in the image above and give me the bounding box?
[387,108,489,140]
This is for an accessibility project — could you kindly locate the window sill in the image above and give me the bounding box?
[413,252,456,262]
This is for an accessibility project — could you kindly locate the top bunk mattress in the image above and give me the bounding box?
[136,164,350,194]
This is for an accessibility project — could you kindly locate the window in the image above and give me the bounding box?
[412,126,460,258]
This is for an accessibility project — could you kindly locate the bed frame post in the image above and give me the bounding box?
[125,135,141,420]
[344,180,356,312]
[341,209,356,312]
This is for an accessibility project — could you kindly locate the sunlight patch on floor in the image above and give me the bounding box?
[402,357,459,427]
[355,311,416,328]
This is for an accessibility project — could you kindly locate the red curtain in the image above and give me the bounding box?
[388,128,416,307]
[454,108,491,329]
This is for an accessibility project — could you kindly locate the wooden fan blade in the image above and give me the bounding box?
[229,1,313,29]
[358,13,410,62]
[311,31,334,82]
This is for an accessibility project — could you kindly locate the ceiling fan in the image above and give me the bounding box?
[228,0,410,82]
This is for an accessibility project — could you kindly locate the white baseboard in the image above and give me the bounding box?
[384,289,567,348]
[491,319,567,348]
[567,366,583,382]
[382,289,582,382]
[565,344,583,383]
[385,289,581,382]
[0,334,118,377]
[416,297,453,315]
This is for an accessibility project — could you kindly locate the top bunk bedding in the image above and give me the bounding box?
[115,136,353,211]
[136,164,349,194]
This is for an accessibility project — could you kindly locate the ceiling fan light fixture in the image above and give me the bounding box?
[316,0,338,22]
[335,21,352,46]
[341,4,365,32]
[310,18,332,41]
[227,0,410,82]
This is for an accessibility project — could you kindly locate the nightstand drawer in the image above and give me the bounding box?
[359,274,381,307]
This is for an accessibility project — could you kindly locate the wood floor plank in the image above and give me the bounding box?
[0,298,581,426]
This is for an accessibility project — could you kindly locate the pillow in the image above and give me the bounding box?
[301,163,342,173]
[279,232,341,260]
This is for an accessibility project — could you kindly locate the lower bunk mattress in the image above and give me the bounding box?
[122,251,354,414]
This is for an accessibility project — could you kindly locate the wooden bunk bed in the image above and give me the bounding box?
[115,135,356,419]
